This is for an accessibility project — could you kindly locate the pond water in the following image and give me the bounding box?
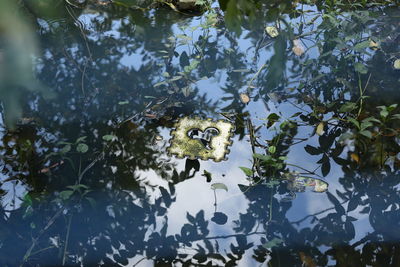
[1,0,400,266]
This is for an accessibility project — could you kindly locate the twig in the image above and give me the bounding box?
[77,151,104,184]
[203,231,266,240]
[290,199,349,225]
[21,208,65,266]
[286,163,323,178]
[62,214,73,265]
[246,63,267,92]
[132,257,146,267]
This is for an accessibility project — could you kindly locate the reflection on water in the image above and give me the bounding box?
[1,0,400,266]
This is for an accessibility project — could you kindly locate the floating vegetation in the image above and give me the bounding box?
[265,26,279,38]
[167,117,234,161]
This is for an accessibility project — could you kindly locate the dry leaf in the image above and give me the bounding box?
[292,39,305,56]
[39,161,64,174]
[299,252,317,267]
[240,93,250,104]
[144,113,157,119]
[265,26,279,38]
[351,153,360,163]
[369,40,379,50]
[316,122,325,136]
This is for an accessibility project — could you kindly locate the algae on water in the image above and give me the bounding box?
[167,117,234,162]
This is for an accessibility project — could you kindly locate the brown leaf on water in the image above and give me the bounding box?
[144,113,157,119]
[299,252,316,267]
[39,161,64,174]
[292,39,305,56]
[240,93,250,104]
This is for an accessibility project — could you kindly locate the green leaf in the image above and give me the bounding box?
[76,143,89,153]
[22,193,33,206]
[380,109,389,118]
[61,144,71,154]
[169,75,183,82]
[359,130,372,139]
[102,134,116,141]
[354,40,370,51]
[263,238,283,249]
[253,153,273,162]
[154,81,167,87]
[75,136,87,143]
[362,117,381,124]
[59,190,74,200]
[118,100,129,105]
[388,104,398,112]
[338,132,353,143]
[57,141,72,145]
[211,183,228,192]
[354,62,368,74]
[391,114,400,120]
[339,102,357,113]
[360,121,373,130]
[268,146,276,154]
[348,118,360,129]
[239,167,253,177]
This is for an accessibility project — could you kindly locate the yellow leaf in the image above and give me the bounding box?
[394,59,400,70]
[316,122,324,136]
[265,26,279,38]
[351,153,360,163]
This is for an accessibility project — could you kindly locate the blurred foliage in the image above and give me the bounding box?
[0,1,47,127]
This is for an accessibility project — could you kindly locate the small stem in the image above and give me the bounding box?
[246,63,267,93]
[268,188,273,222]
[290,199,349,225]
[203,231,266,241]
[62,214,73,266]
[286,163,323,178]
[213,190,217,213]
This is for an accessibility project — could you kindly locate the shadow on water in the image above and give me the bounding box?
[1,0,400,266]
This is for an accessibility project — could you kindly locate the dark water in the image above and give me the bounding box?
[1,0,400,266]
